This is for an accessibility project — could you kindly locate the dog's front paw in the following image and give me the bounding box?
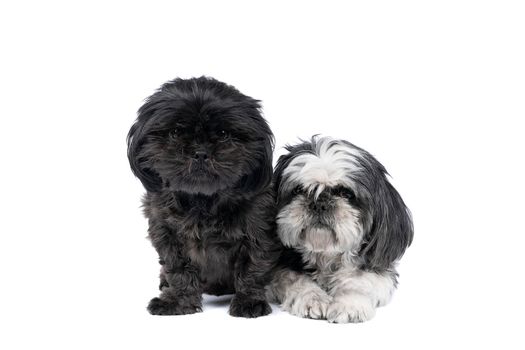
[283,291,332,320]
[147,297,202,316]
[229,295,272,318]
[326,296,375,323]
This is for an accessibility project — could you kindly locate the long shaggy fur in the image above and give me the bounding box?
[267,136,413,323]
[127,76,280,317]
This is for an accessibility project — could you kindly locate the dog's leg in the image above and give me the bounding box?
[158,270,168,290]
[326,269,397,323]
[229,242,277,318]
[267,268,332,319]
[147,225,203,316]
[147,262,203,315]
[158,258,169,290]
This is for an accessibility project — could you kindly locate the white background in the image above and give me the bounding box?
[1,1,524,349]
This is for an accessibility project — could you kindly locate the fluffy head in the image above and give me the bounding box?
[274,136,413,271]
[127,77,274,196]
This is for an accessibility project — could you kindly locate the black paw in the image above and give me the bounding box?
[229,296,272,318]
[147,297,202,316]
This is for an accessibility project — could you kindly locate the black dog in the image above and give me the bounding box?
[127,77,280,317]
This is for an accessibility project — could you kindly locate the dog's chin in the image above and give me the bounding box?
[300,226,341,253]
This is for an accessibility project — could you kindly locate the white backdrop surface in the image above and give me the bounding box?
[1,1,524,349]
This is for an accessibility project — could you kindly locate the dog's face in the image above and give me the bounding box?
[274,137,413,269]
[127,77,274,195]
[277,184,366,254]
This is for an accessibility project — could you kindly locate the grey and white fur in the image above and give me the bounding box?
[267,136,413,323]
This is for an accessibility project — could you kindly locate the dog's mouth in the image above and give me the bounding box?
[310,214,333,227]
[188,159,216,176]
[191,166,210,174]
[298,226,339,252]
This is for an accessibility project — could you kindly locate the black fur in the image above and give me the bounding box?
[127,77,280,317]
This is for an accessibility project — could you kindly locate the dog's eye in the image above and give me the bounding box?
[169,127,180,139]
[342,189,355,200]
[218,130,229,140]
[333,187,355,200]
[292,186,302,195]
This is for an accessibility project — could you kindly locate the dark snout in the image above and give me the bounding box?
[193,150,209,162]
[190,148,212,173]
[308,194,334,214]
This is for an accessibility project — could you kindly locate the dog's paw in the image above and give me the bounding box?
[283,291,332,320]
[147,297,202,316]
[229,296,272,318]
[326,296,376,323]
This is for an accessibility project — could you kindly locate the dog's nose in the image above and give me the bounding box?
[194,151,208,161]
[309,198,330,213]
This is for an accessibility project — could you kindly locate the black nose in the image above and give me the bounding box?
[194,151,208,161]
[309,199,329,213]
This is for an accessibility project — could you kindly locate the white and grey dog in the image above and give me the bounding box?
[267,136,413,323]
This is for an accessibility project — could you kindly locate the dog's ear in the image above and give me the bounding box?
[239,129,274,194]
[127,101,163,193]
[273,138,316,204]
[273,151,295,203]
[359,178,413,271]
